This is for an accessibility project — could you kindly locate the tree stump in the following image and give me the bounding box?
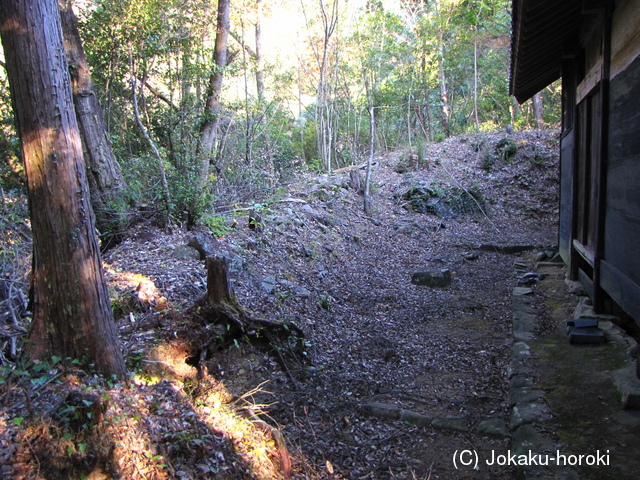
[349,170,362,194]
[204,255,236,305]
[192,256,306,384]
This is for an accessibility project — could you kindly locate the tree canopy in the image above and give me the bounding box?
[0,0,560,225]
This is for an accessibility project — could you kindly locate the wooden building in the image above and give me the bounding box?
[510,0,640,326]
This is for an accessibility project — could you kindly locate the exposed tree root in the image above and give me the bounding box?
[188,256,307,385]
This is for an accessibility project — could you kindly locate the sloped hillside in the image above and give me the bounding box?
[0,129,560,480]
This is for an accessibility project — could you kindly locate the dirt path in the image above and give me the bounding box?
[0,130,561,480]
[160,130,560,479]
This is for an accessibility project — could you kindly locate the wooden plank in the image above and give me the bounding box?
[600,261,640,326]
[573,239,595,267]
[578,267,595,299]
[559,128,575,266]
[605,52,640,290]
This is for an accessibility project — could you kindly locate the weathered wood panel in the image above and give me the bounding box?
[611,0,640,79]
[600,261,640,324]
[604,52,640,324]
[559,129,575,266]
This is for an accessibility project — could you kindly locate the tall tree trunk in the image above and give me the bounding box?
[255,0,265,102]
[59,0,128,243]
[198,0,230,182]
[532,92,544,129]
[473,32,480,131]
[364,106,374,215]
[313,0,338,172]
[435,0,450,137]
[437,37,450,137]
[0,0,127,377]
[255,0,274,185]
[420,51,434,142]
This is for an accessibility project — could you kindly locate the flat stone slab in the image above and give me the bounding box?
[511,402,552,429]
[508,388,546,408]
[411,268,451,288]
[476,419,510,438]
[513,297,538,340]
[514,286,534,296]
[360,403,431,426]
[509,375,534,389]
[567,326,606,344]
[431,417,468,432]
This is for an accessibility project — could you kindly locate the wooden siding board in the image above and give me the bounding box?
[600,261,640,324]
[559,129,575,266]
[604,52,640,319]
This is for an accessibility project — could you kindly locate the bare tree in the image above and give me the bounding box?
[0,0,127,376]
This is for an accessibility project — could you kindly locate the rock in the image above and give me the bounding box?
[411,268,452,288]
[293,285,311,298]
[273,215,291,226]
[462,251,479,261]
[261,276,277,294]
[360,403,431,426]
[508,388,545,408]
[612,363,640,409]
[187,232,219,259]
[535,251,548,261]
[476,419,510,438]
[360,403,400,420]
[511,402,552,429]
[431,417,468,432]
[301,204,322,218]
[509,375,534,389]
[513,286,533,296]
[399,409,431,426]
[565,279,586,295]
[173,244,201,261]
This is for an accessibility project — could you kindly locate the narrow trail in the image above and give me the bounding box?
[97,129,559,479]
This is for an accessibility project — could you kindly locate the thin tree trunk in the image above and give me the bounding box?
[473,32,480,131]
[435,0,450,137]
[198,0,230,180]
[241,19,253,167]
[532,92,544,129]
[59,0,128,239]
[364,106,374,215]
[0,0,126,376]
[437,39,450,137]
[255,0,265,102]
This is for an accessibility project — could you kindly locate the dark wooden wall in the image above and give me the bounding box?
[602,53,640,324]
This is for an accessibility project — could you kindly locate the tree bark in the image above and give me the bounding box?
[0,0,127,376]
[435,0,451,137]
[255,0,266,102]
[59,0,129,242]
[532,92,544,129]
[364,106,374,214]
[198,0,230,180]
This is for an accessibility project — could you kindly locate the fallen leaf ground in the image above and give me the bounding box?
[1,129,561,479]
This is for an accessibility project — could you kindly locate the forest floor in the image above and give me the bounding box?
[1,129,563,479]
